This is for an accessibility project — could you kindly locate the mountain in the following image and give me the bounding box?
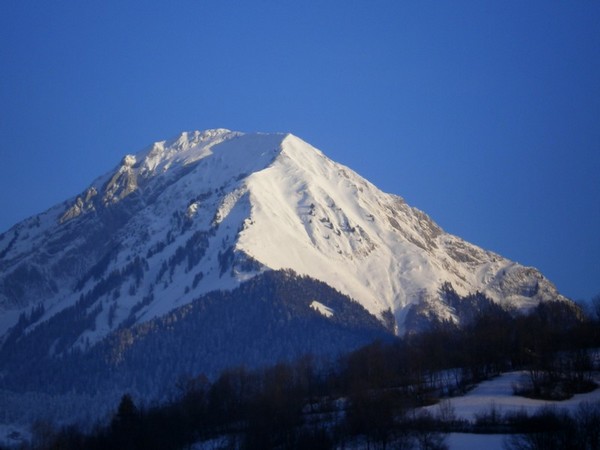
[0,129,568,336]
[0,129,573,424]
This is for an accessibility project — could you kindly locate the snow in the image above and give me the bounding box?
[310,300,334,318]
[424,371,600,421]
[236,133,563,328]
[122,154,136,166]
[427,371,600,449]
[137,129,238,175]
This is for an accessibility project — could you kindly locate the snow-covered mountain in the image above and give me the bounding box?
[0,128,577,426]
[0,128,568,345]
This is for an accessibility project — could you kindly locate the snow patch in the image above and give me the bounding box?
[310,300,334,318]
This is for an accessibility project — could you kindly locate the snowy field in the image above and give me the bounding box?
[429,371,600,450]
[427,370,600,420]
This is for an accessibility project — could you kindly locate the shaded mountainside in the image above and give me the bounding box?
[0,271,391,397]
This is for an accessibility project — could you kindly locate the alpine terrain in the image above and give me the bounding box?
[0,129,573,425]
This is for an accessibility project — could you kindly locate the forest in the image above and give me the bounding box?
[12,295,600,450]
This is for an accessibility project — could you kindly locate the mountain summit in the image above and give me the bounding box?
[0,129,567,344]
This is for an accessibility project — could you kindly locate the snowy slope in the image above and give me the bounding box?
[0,129,569,348]
[237,133,568,326]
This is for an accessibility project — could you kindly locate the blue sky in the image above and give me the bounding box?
[1,1,599,301]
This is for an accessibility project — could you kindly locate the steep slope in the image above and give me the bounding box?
[0,128,568,351]
[239,134,568,329]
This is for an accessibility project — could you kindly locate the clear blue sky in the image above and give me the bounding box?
[1,1,599,301]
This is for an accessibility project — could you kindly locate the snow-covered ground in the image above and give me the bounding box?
[428,371,600,449]
[427,371,600,421]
